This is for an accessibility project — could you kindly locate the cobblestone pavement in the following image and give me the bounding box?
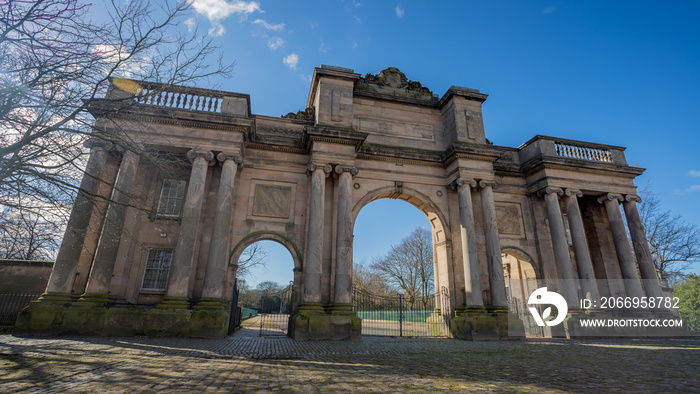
[1,318,698,393]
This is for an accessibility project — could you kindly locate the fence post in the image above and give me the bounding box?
[398,293,403,337]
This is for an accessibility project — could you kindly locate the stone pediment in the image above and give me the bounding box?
[355,67,437,102]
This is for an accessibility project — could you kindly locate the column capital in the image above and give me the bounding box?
[187,149,215,163]
[334,165,359,178]
[307,163,333,176]
[597,192,623,204]
[451,177,477,190]
[624,194,642,203]
[83,138,114,151]
[537,187,563,198]
[564,188,583,198]
[216,153,242,165]
[478,180,498,190]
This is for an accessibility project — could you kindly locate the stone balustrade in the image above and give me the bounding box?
[554,141,613,162]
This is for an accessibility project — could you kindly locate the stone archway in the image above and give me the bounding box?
[228,231,304,311]
[500,248,540,305]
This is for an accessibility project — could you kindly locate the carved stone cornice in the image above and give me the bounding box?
[334,165,359,178]
[187,149,215,164]
[450,177,477,190]
[256,126,304,136]
[83,138,114,151]
[537,187,563,198]
[564,188,583,198]
[306,163,333,177]
[624,194,642,203]
[597,193,623,204]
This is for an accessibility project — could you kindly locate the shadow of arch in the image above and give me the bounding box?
[351,185,449,237]
[228,231,303,272]
[501,246,543,279]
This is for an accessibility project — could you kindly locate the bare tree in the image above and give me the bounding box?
[638,187,700,285]
[236,243,269,279]
[370,227,434,307]
[0,205,63,260]
[353,260,395,296]
[0,0,233,235]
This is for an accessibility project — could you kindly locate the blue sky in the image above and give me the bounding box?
[180,1,700,285]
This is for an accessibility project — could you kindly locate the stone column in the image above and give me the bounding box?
[198,154,242,308]
[43,139,112,303]
[598,193,645,298]
[302,163,332,304]
[564,189,600,301]
[623,195,663,298]
[79,149,141,305]
[454,178,483,306]
[541,187,578,305]
[479,181,507,307]
[160,149,214,309]
[333,165,358,306]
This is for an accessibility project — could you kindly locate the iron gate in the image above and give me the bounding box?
[0,291,41,327]
[352,286,451,337]
[258,282,294,336]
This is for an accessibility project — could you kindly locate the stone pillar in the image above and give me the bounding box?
[79,149,141,305]
[564,189,600,301]
[623,195,663,298]
[160,149,214,309]
[478,181,507,307]
[541,187,578,305]
[333,165,358,306]
[302,162,332,304]
[198,153,242,309]
[43,139,112,303]
[454,178,483,306]
[598,193,645,298]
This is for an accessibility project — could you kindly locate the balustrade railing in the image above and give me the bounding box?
[131,81,225,113]
[555,141,613,163]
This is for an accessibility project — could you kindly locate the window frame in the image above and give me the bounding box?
[155,178,187,219]
[140,248,173,292]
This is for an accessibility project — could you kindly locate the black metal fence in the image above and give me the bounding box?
[258,282,294,336]
[352,286,451,337]
[0,291,41,326]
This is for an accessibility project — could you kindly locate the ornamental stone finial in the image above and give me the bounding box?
[597,192,623,204]
[187,149,215,163]
[625,194,642,203]
[564,189,583,198]
[451,177,477,190]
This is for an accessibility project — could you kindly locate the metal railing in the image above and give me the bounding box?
[352,286,451,337]
[0,291,41,326]
[555,141,613,163]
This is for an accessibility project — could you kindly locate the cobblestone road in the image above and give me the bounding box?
[1,318,698,393]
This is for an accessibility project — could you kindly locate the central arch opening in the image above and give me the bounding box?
[351,190,452,337]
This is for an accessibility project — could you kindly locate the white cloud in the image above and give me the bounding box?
[353,0,362,8]
[191,0,261,36]
[688,170,700,177]
[253,19,285,31]
[542,6,555,14]
[395,5,405,18]
[319,42,329,53]
[268,37,284,50]
[283,53,299,70]
[353,41,358,49]
[685,185,700,193]
[301,74,312,83]
[185,18,196,32]
[353,15,362,24]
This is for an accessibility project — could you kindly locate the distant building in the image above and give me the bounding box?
[17,66,664,339]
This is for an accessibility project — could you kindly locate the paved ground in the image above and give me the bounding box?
[1,317,699,393]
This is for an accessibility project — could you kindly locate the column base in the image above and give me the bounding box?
[36,292,74,305]
[289,302,361,341]
[194,298,227,310]
[158,296,191,309]
[74,293,110,307]
[13,294,72,336]
[450,306,525,340]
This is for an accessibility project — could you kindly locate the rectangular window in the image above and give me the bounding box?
[157,179,186,217]
[141,249,173,291]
